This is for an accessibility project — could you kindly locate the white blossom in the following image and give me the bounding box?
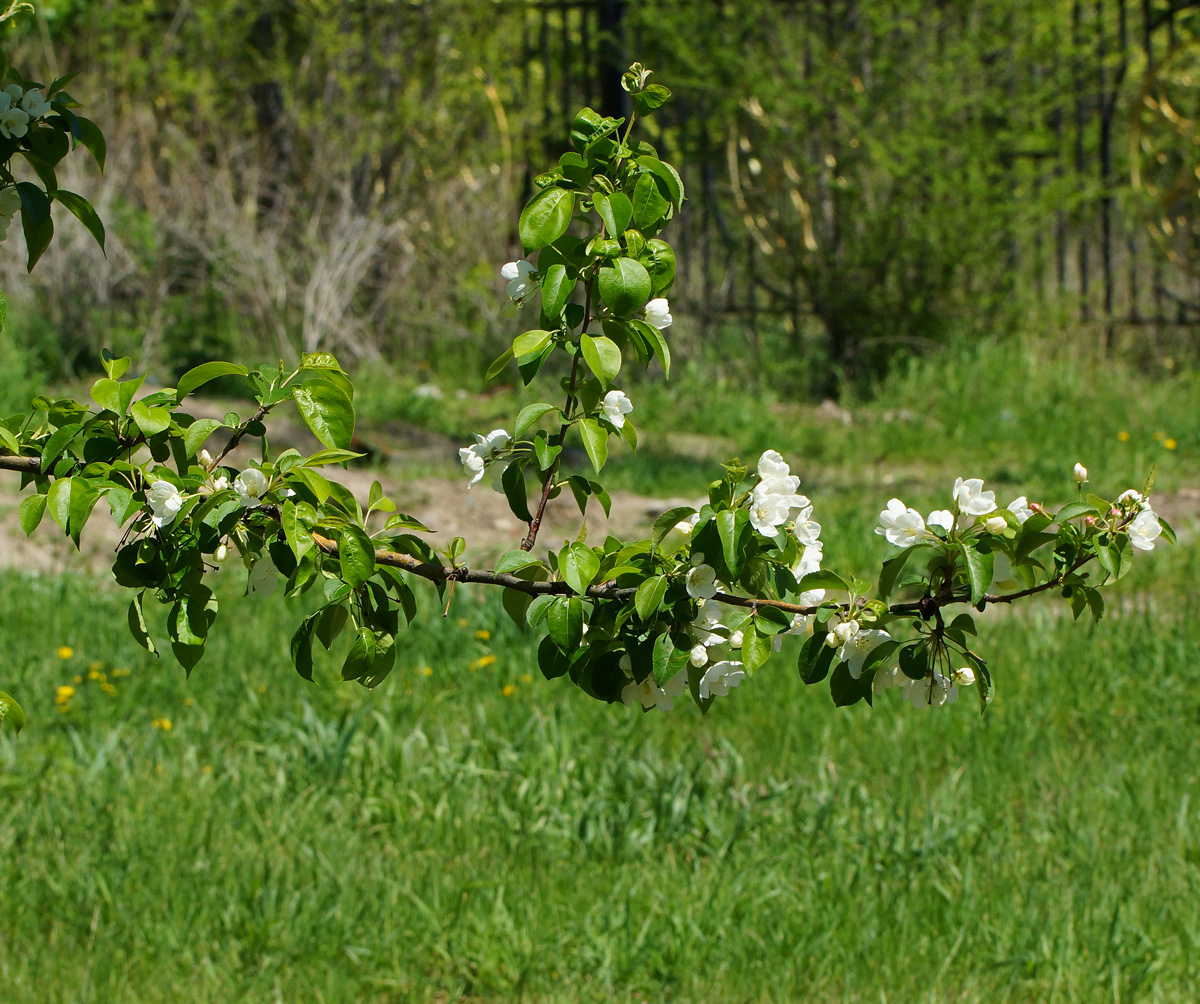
[792,506,822,547]
[927,509,954,534]
[146,480,184,529]
[692,600,726,647]
[1127,509,1162,551]
[875,498,926,548]
[0,187,20,241]
[953,477,997,516]
[689,644,709,668]
[234,467,270,508]
[757,449,792,479]
[1007,496,1033,524]
[247,555,278,596]
[902,671,957,708]
[644,297,673,330]
[832,619,860,644]
[728,629,744,649]
[19,88,50,119]
[1073,462,1088,485]
[662,670,688,700]
[686,562,718,600]
[1116,490,1148,512]
[212,475,230,492]
[793,541,823,579]
[501,259,537,300]
[699,661,746,699]
[749,493,790,536]
[838,628,891,679]
[621,674,675,711]
[600,390,633,429]
[0,87,28,138]
[952,666,976,687]
[873,665,901,694]
[458,429,510,489]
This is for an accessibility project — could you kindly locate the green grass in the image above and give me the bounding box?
[2,568,1199,1003]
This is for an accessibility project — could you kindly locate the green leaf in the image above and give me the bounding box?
[283,499,318,562]
[290,613,317,681]
[89,377,121,413]
[17,181,53,271]
[519,187,573,251]
[742,628,771,674]
[629,318,670,376]
[0,689,26,738]
[957,540,995,606]
[798,631,836,685]
[342,627,376,682]
[315,603,349,649]
[337,525,376,588]
[634,574,668,621]
[797,569,849,593]
[878,547,917,600]
[513,328,553,358]
[597,257,652,316]
[593,191,633,237]
[53,190,105,253]
[176,360,247,400]
[293,382,355,450]
[501,461,532,522]
[1055,501,1099,523]
[830,661,871,707]
[484,347,514,382]
[514,402,558,438]
[579,333,622,386]
[75,115,106,171]
[495,549,543,575]
[651,505,697,546]
[540,264,572,321]
[1158,516,1177,546]
[716,509,745,575]
[547,595,584,654]
[18,493,46,535]
[631,172,670,229]
[46,476,72,532]
[127,591,156,655]
[636,156,685,206]
[67,478,100,547]
[131,401,171,436]
[560,541,600,595]
[899,643,929,680]
[181,419,224,459]
[577,418,608,474]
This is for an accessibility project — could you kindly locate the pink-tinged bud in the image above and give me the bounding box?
[1029,502,1043,513]
[1110,508,1121,518]
[1085,515,1096,527]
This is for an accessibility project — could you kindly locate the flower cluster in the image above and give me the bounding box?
[748,450,816,540]
[875,475,1030,547]
[458,429,511,489]
[0,83,50,140]
[875,664,976,707]
[1114,489,1163,551]
[600,390,633,429]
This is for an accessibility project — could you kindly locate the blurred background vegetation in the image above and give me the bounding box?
[4,0,1200,398]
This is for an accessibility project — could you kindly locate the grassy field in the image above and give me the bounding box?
[1,334,1198,1003]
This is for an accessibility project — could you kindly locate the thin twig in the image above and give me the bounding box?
[208,403,270,470]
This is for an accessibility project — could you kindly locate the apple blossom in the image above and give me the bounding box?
[1127,509,1162,551]
[984,515,1007,534]
[686,562,718,599]
[644,297,673,330]
[838,628,891,678]
[792,507,822,547]
[749,493,790,536]
[19,88,50,119]
[728,630,744,649]
[234,467,270,508]
[699,661,746,699]
[0,186,20,241]
[793,541,823,579]
[953,477,997,516]
[927,509,954,534]
[501,259,537,300]
[689,644,709,668]
[600,390,633,429]
[1073,462,1088,484]
[146,480,184,529]
[622,673,677,711]
[1007,496,1033,524]
[876,498,926,548]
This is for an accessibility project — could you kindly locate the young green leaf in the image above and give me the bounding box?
[519,187,573,251]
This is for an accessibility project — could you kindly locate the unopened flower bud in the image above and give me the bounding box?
[825,631,840,648]
[214,543,228,562]
[197,449,213,467]
[1085,515,1096,527]
[833,620,860,644]
[728,630,744,649]
[689,644,708,668]
[1030,502,1043,513]
[1073,462,1088,485]
[984,515,1007,534]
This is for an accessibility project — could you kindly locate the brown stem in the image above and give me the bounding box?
[521,278,593,552]
[209,404,271,470]
[0,455,43,474]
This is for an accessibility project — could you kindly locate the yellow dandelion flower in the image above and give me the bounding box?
[421,666,433,677]
[501,684,517,697]
[1117,430,1131,442]
[475,630,491,641]
[72,675,82,684]
[88,661,104,672]
[87,670,106,682]
[151,718,172,731]
[100,683,117,696]
[56,646,74,660]
[1164,438,1177,450]
[54,685,75,703]
[476,654,496,669]
[520,673,533,684]
[457,618,469,628]
[112,668,130,678]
